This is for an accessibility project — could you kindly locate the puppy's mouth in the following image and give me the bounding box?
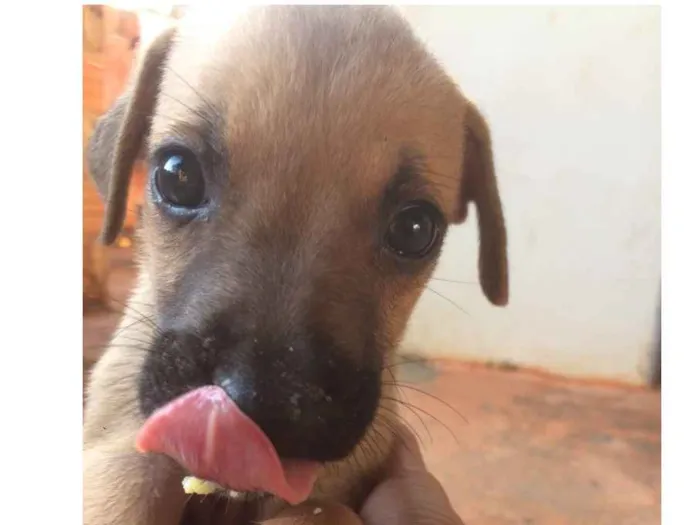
[135,385,321,504]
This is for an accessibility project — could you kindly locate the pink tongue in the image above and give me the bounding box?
[135,386,320,504]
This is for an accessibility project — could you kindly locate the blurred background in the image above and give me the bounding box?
[83,5,660,525]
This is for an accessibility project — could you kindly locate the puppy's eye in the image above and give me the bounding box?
[385,201,443,259]
[154,149,206,209]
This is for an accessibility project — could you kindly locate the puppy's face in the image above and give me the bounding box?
[89,6,507,471]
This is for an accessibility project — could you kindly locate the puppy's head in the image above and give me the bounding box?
[88,5,507,471]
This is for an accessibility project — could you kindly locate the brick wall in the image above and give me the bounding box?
[83,5,140,310]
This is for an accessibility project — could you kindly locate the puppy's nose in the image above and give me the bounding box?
[212,340,378,462]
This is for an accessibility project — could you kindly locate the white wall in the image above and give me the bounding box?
[398,7,660,385]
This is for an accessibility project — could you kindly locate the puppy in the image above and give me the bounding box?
[84,5,508,525]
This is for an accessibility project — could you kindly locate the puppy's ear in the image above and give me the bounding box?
[87,26,177,245]
[457,100,509,306]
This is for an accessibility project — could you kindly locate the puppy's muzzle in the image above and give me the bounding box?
[138,323,382,463]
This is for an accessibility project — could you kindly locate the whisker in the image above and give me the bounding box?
[89,293,163,342]
[424,179,459,193]
[383,357,431,371]
[159,92,219,130]
[164,65,221,117]
[83,341,150,353]
[106,314,159,342]
[385,381,469,425]
[374,417,426,465]
[377,405,426,448]
[100,293,154,312]
[118,297,156,308]
[125,109,204,129]
[366,416,409,459]
[383,354,433,374]
[347,442,366,482]
[391,353,428,364]
[387,396,459,444]
[382,396,432,445]
[102,296,160,333]
[372,418,398,448]
[82,342,158,358]
[364,423,394,465]
[385,365,431,440]
[403,152,461,181]
[223,492,231,517]
[419,163,461,182]
[430,277,479,285]
[426,286,471,317]
[384,364,403,391]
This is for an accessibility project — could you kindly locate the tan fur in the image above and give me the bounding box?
[84,6,508,524]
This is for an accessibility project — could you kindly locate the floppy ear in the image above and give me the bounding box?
[86,26,177,245]
[457,99,509,307]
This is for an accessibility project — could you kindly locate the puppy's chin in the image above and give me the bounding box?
[137,325,384,464]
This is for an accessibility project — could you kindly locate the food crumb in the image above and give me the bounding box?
[313,507,322,515]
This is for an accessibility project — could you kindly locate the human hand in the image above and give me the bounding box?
[261,424,464,525]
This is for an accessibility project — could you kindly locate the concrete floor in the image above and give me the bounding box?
[395,360,660,525]
[84,260,660,525]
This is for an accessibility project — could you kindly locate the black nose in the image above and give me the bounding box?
[138,329,382,463]
[212,339,381,462]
